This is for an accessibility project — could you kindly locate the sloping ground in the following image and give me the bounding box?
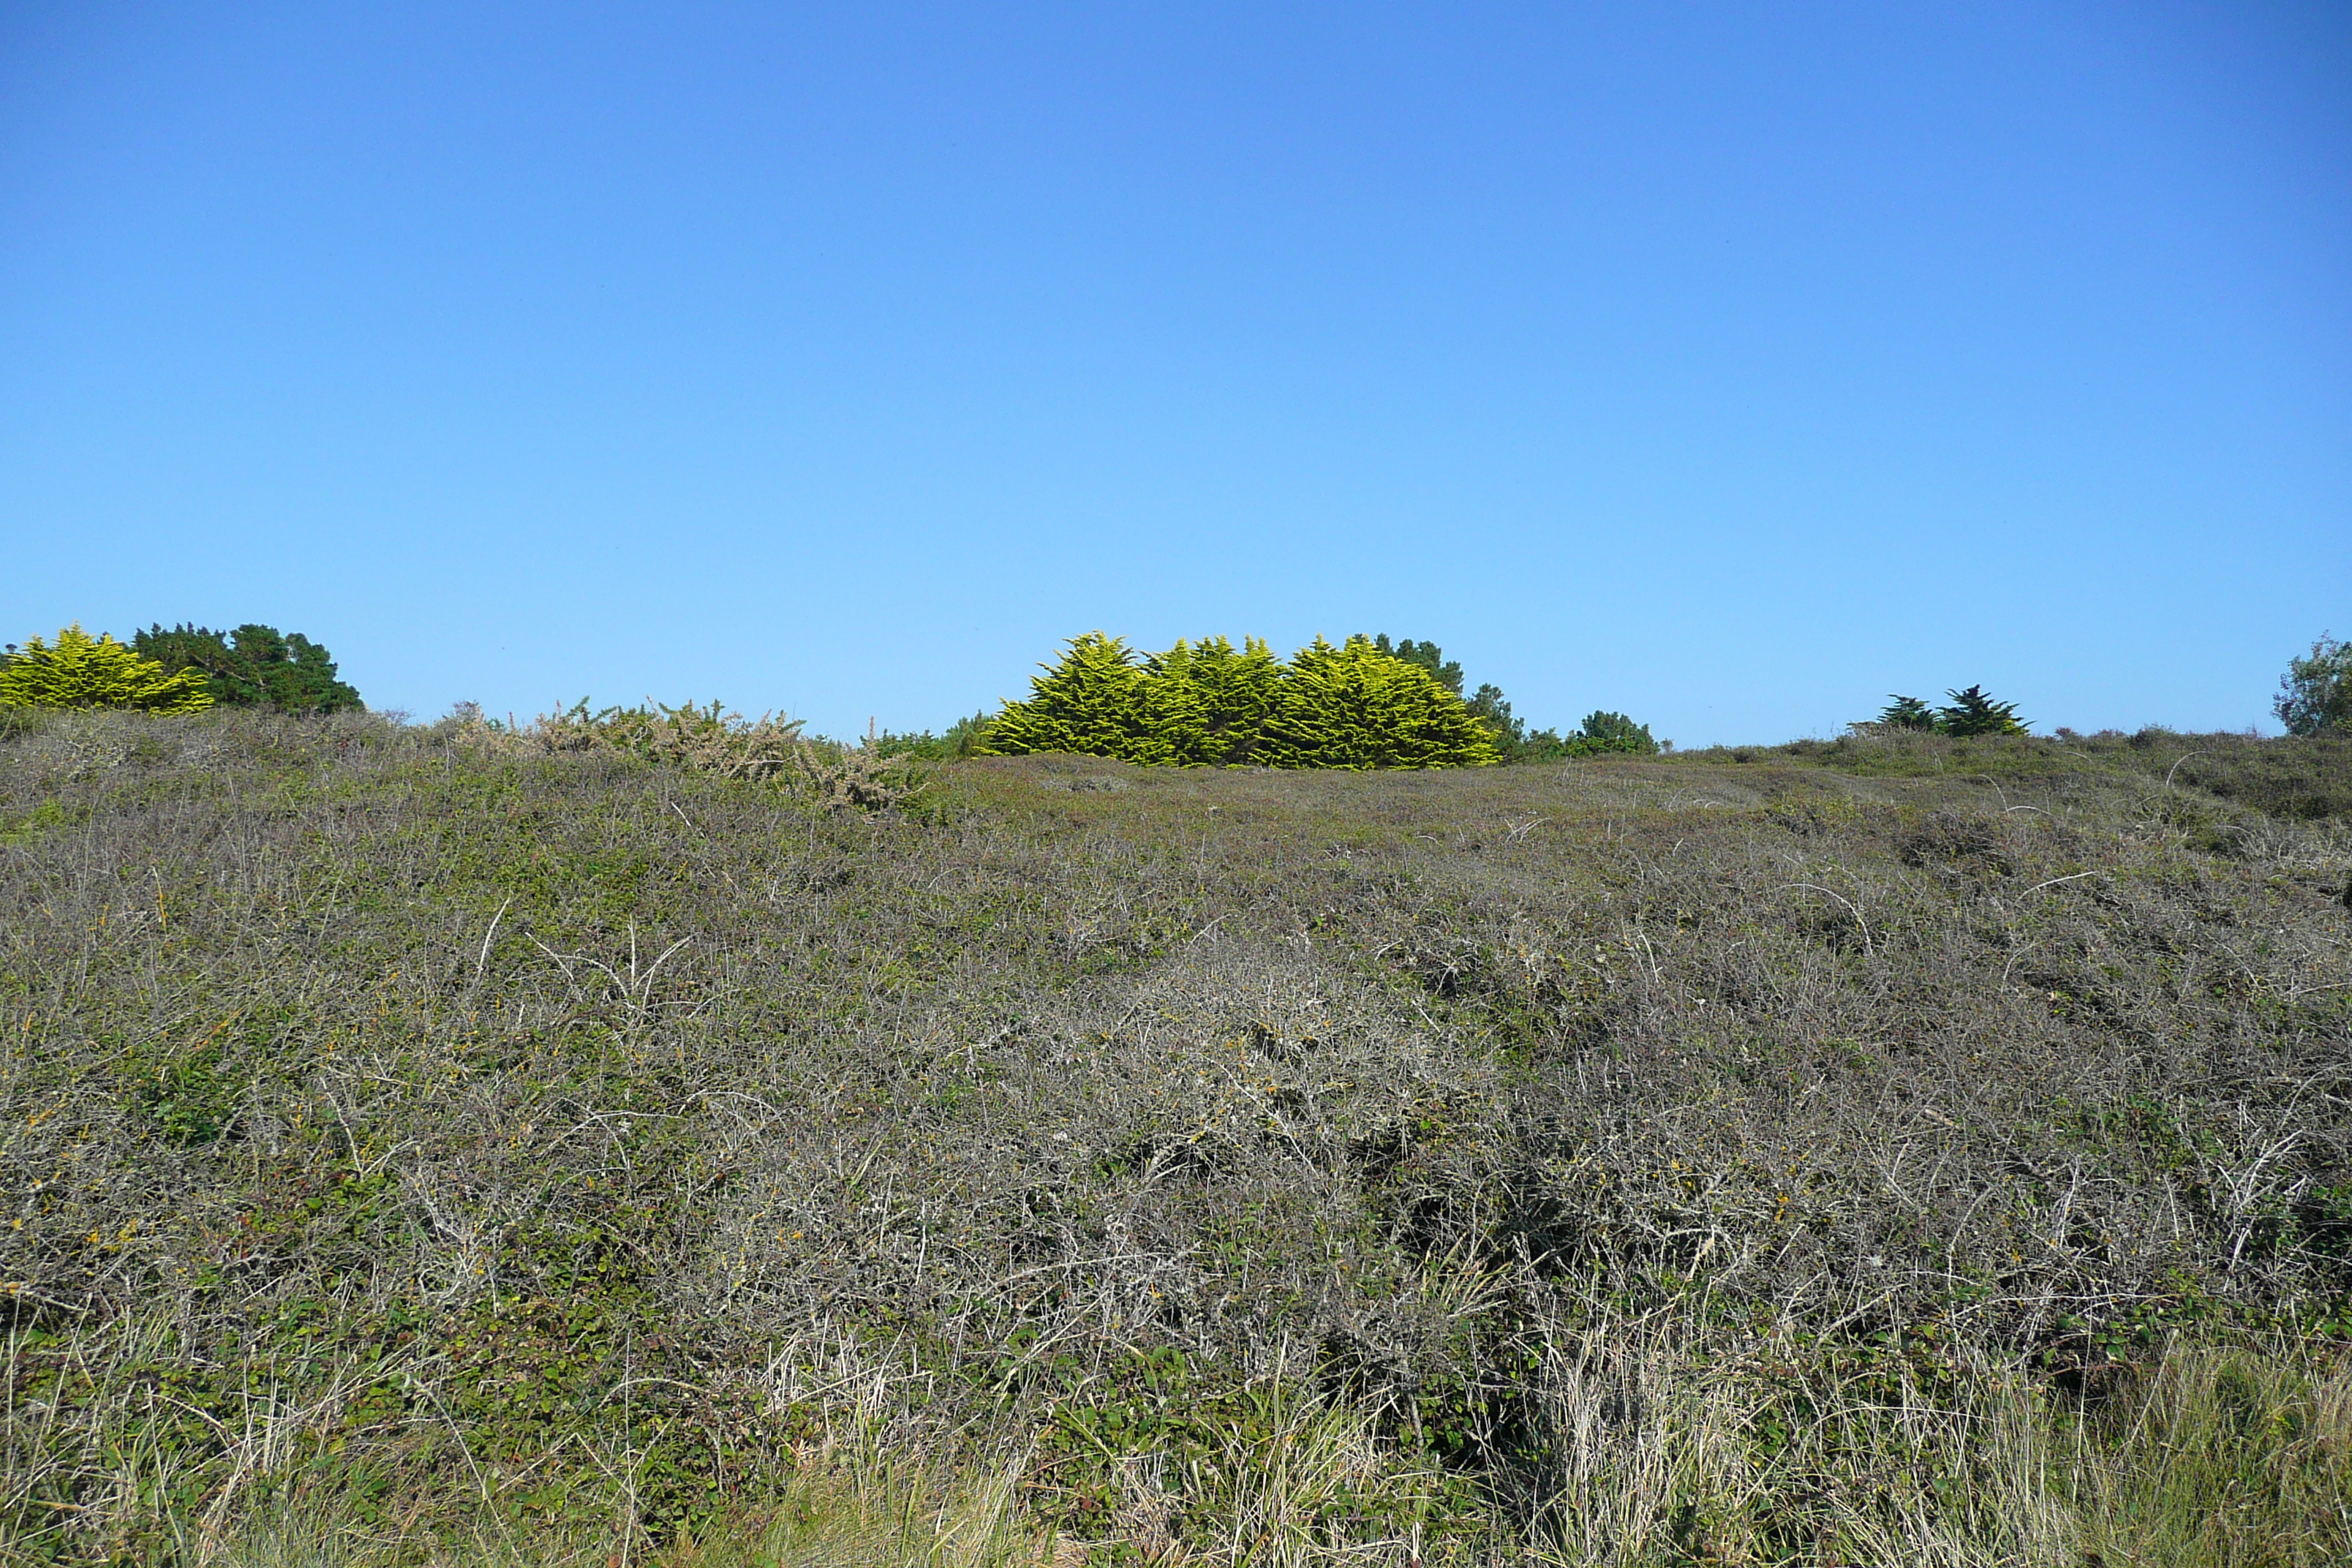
[1,712,2347,1564]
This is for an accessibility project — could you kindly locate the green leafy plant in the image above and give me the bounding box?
[1464,682,1575,762]
[1938,685,2029,736]
[2274,633,2351,736]
[0,624,213,712]
[1143,635,1288,765]
[133,623,362,714]
[1387,638,1656,764]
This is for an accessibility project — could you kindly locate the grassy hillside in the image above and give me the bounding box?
[1,710,2347,1565]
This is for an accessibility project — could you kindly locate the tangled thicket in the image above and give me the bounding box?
[0,713,2346,1564]
[449,696,924,813]
[981,633,1501,769]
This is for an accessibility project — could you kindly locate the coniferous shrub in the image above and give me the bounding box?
[133,624,362,714]
[1463,684,1592,762]
[981,633,1498,768]
[1877,695,1941,731]
[1146,636,1286,765]
[1859,688,2029,736]
[0,625,213,712]
[1254,636,1499,769]
[1938,685,2028,736]
[1465,683,1515,737]
[1371,634,1464,696]
[982,633,1170,762]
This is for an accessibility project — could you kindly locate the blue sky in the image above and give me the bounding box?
[4,2,2346,742]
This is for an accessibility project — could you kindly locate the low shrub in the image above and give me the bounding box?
[448,697,927,813]
[3,712,2345,1561]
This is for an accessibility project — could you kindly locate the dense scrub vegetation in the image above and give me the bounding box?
[0,710,2347,1564]
[1,622,361,717]
[0,625,214,714]
[1871,686,2030,737]
[981,633,1499,768]
[132,625,363,715]
[976,633,1659,769]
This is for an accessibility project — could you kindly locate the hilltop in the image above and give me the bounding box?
[1,711,2346,1564]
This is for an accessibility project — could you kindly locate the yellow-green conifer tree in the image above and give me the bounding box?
[1256,635,1497,769]
[0,625,213,712]
[980,633,1170,761]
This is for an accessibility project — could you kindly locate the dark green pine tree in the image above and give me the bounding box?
[1937,685,2028,737]
[1465,682,1524,747]
[1877,695,1941,731]
[133,624,363,713]
[1371,634,1464,696]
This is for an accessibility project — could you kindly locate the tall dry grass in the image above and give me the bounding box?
[0,710,2343,1563]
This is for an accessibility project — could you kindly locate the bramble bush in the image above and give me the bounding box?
[446,696,929,814]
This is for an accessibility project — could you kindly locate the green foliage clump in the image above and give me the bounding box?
[0,624,213,712]
[1145,635,1290,765]
[979,632,1166,762]
[870,712,995,761]
[1878,694,1941,731]
[1940,684,2028,736]
[1254,635,1499,769]
[133,623,361,714]
[1476,702,1663,761]
[983,632,1495,769]
[1867,687,2029,736]
[2274,633,2351,736]
[1464,682,1554,760]
[1371,633,1464,695]
[1564,709,1660,755]
[1382,636,1661,762]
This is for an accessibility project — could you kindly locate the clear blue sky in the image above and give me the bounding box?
[5,3,2346,742]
